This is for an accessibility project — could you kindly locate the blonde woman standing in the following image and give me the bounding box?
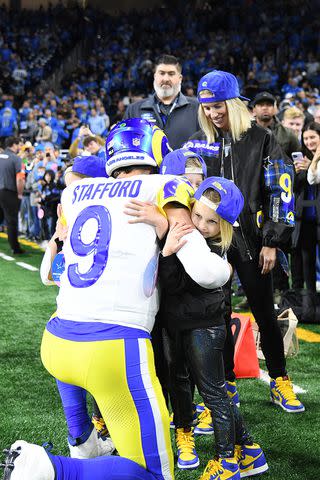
[186,70,305,414]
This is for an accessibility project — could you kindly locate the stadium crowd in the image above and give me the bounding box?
[1,1,320,479]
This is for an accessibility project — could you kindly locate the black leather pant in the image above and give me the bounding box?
[164,325,251,457]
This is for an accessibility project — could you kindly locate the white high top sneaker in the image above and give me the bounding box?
[68,427,115,459]
[2,440,55,480]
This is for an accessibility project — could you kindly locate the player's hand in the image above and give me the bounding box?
[55,204,68,241]
[124,200,162,226]
[259,246,276,274]
[162,222,194,257]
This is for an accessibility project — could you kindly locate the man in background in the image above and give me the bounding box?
[0,136,25,254]
[282,106,305,142]
[124,54,199,149]
[253,91,300,157]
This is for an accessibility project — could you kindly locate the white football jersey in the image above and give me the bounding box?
[56,174,179,333]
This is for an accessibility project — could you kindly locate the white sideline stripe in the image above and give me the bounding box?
[0,252,15,261]
[259,369,307,394]
[16,262,38,272]
[0,250,39,272]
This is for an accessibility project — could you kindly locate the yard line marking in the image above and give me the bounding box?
[15,262,39,272]
[296,327,320,343]
[0,251,39,272]
[259,369,307,394]
[0,252,15,261]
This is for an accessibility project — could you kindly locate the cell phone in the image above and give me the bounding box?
[291,152,303,163]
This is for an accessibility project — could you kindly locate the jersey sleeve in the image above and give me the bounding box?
[176,229,231,289]
[40,247,55,286]
[156,176,194,216]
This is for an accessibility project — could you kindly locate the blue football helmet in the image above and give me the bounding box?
[105,118,171,176]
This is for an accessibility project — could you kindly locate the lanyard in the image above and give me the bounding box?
[156,96,179,126]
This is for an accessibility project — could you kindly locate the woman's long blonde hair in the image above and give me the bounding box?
[202,188,234,252]
[198,92,252,144]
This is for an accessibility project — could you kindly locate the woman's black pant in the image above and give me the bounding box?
[164,325,250,457]
[223,247,286,381]
[299,221,317,292]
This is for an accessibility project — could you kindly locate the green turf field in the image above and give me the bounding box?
[0,236,319,479]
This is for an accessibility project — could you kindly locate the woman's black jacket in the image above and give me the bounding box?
[185,123,295,260]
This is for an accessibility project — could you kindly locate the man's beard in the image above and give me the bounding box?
[154,81,181,100]
[258,114,272,122]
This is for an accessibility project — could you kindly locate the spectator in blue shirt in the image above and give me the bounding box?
[0,108,17,145]
[87,108,106,136]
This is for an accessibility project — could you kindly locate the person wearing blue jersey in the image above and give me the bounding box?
[2,119,231,480]
[0,108,17,146]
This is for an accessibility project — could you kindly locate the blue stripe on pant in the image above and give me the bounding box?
[125,339,163,479]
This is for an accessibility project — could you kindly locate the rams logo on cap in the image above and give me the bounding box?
[202,81,208,87]
[213,181,227,194]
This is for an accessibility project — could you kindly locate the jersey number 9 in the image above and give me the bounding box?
[68,205,112,288]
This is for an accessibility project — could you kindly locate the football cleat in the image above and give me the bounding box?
[196,402,206,413]
[175,428,199,470]
[1,441,54,480]
[199,457,240,480]
[169,412,175,429]
[68,426,115,459]
[92,415,109,439]
[235,443,269,478]
[226,381,240,408]
[194,408,214,435]
[270,376,305,413]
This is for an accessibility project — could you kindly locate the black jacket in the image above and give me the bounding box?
[124,93,199,150]
[158,246,225,332]
[187,124,295,259]
[292,170,320,247]
[269,118,301,159]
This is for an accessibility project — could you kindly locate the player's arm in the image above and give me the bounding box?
[40,204,67,285]
[174,228,231,289]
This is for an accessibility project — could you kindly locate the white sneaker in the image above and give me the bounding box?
[2,440,54,480]
[97,436,115,456]
[68,427,115,459]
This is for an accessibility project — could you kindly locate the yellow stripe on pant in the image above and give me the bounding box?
[41,329,174,480]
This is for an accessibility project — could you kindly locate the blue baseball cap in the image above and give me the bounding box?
[194,176,244,225]
[69,155,108,178]
[197,70,250,104]
[160,148,207,177]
